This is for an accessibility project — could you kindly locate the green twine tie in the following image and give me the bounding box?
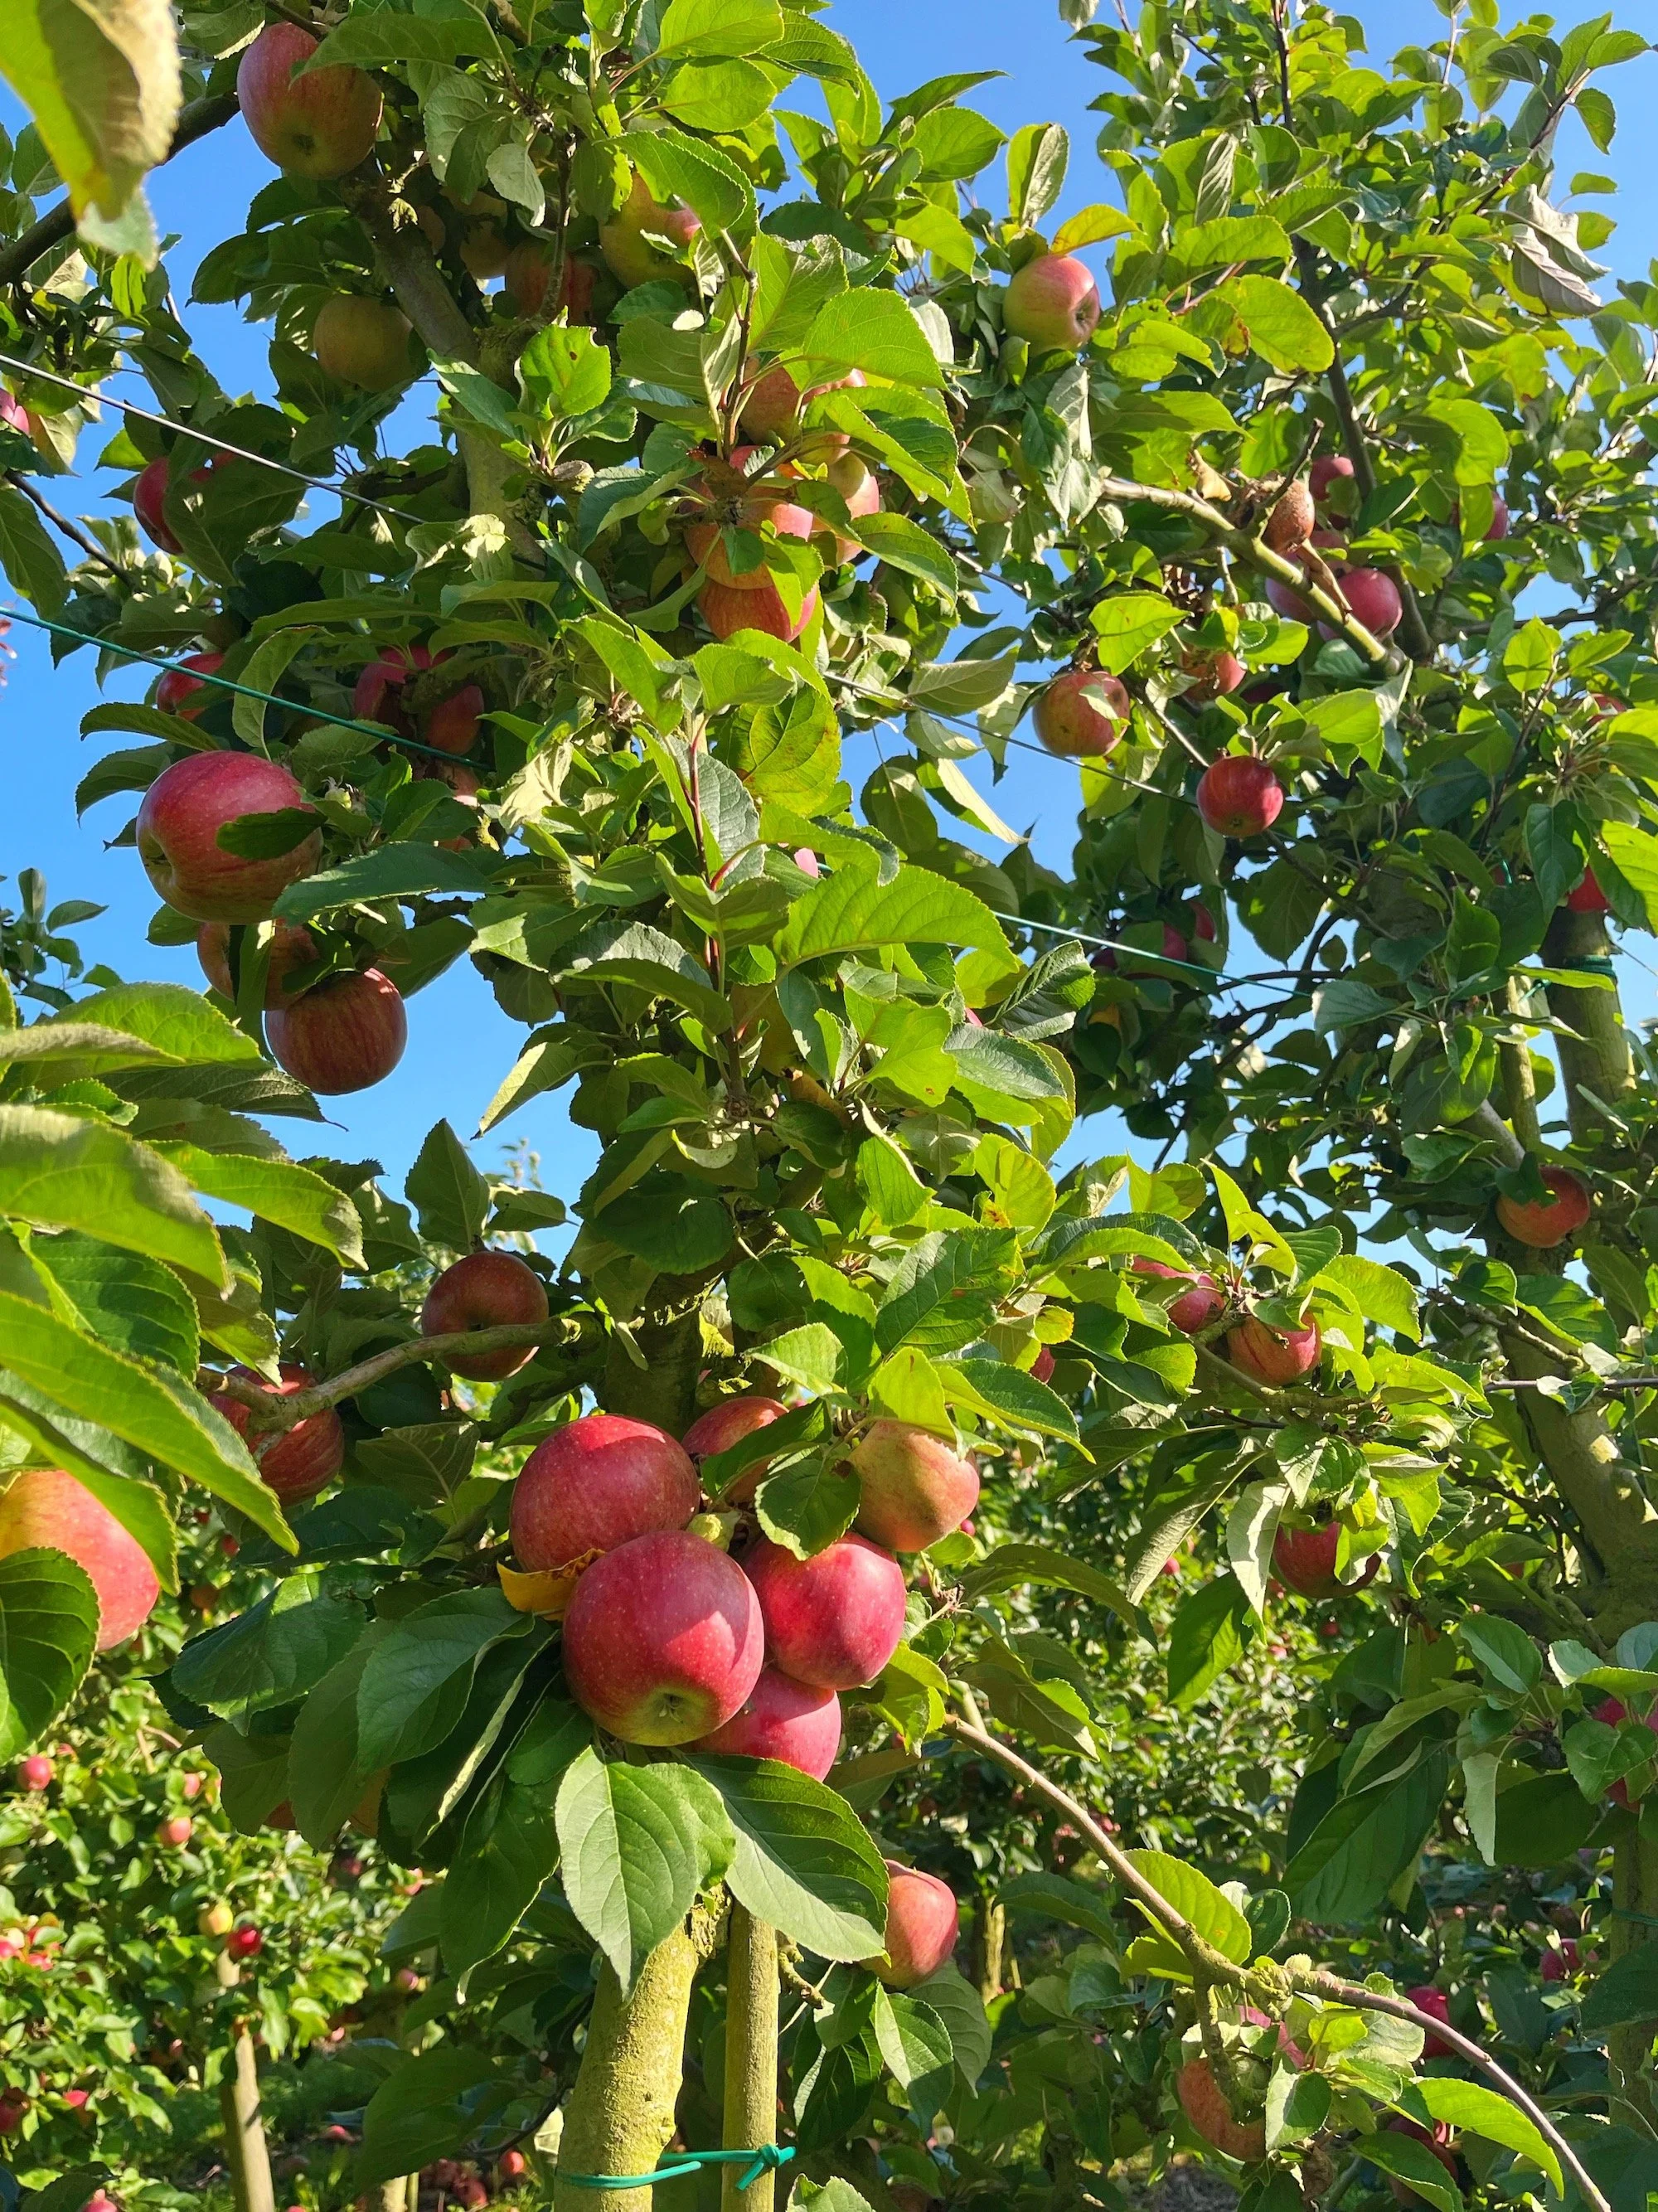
[557,2145,794,2192]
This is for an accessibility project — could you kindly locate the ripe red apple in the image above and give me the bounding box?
[156,651,225,719]
[209,1364,345,1504]
[851,1422,979,1553]
[690,1665,842,1778]
[864,1862,958,1986]
[1035,668,1129,758]
[137,752,322,924]
[158,1815,193,1847]
[1264,480,1314,553]
[0,391,28,435]
[562,1528,764,1744]
[1176,2057,1266,2163]
[1271,1521,1377,1600]
[266,968,408,1094]
[818,453,880,562]
[1031,1345,1054,1384]
[1196,757,1285,837]
[1567,868,1612,914]
[1193,905,1216,942]
[419,1251,549,1380]
[1160,924,1190,965]
[1228,1317,1321,1385]
[1131,1258,1226,1334]
[1002,254,1100,351]
[1182,650,1247,701]
[599,172,701,290]
[0,1469,159,1650]
[511,1412,699,1572]
[698,576,817,643]
[1310,454,1358,513]
[685,449,817,589]
[313,296,412,391]
[133,453,212,554]
[17,1756,52,1792]
[498,2151,528,2181]
[741,1532,907,1691]
[1407,1985,1454,2058]
[226,1925,264,1961]
[1496,1166,1591,1249]
[739,363,866,451]
[681,1396,788,1506]
[1321,565,1402,639]
[353,642,437,726]
[424,683,485,754]
[196,919,318,1008]
[236,23,383,180]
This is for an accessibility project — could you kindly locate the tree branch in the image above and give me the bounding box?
[214,1319,579,1433]
[945,1712,1612,2212]
[7,473,130,580]
[0,95,240,289]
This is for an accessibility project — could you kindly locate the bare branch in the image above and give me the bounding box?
[213,1318,580,1434]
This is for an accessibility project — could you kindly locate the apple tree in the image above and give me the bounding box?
[0,1,1656,2211]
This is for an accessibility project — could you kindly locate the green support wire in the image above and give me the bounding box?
[2,601,484,771]
[558,2145,794,2191]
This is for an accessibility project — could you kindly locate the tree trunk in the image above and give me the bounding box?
[603,1303,704,1436]
[1609,1826,1658,2132]
[974,1894,1006,2004]
[1544,908,1635,1142]
[721,1908,780,2212]
[555,1912,720,2212]
[216,1951,276,2212]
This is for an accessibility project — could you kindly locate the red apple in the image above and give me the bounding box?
[864,1861,958,1986]
[226,1924,264,1961]
[0,1469,159,1650]
[353,643,436,725]
[689,1665,842,1779]
[561,1529,764,1745]
[698,576,817,643]
[419,1252,549,1380]
[196,920,317,1009]
[1593,1695,1658,1805]
[742,1532,907,1691]
[16,1756,52,1792]
[1271,1522,1377,1600]
[1228,1317,1321,1385]
[1182,650,1247,701]
[1131,1258,1225,1334]
[1496,1167,1591,1249]
[133,453,211,554]
[685,449,817,589]
[266,968,408,1094]
[1196,758,1285,837]
[1264,480,1314,553]
[510,1412,699,1572]
[137,752,322,924]
[681,1395,788,1506]
[424,683,485,755]
[1567,868,1612,914]
[1193,906,1216,942]
[236,23,383,180]
[1035,668,1129,758]
[209,1363,345,1505]
[1177,2057,1266,2163]
[1031,1345,1055,1384]
[1310,454,1357,513]
[498,2151,528,2182]
[1407,1985,1454,2058]
[1161,924,1190,965]
[0,2095,27,2135]
[1002,254,1100,351]
[156,651,225,719]
[739,362,867,453]
[313,296,412,391]
[1321,565,1402,639]
[158,1815,193,1847]
[0,391,29,435]
[1263,562,1320,624]
[599,171,701,290]
[503,242,599,320]
[851,1421,979,1553]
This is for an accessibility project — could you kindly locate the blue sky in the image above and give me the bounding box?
[3,0,1655,1216]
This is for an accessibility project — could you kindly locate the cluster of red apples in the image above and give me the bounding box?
[511,1398,970,1986]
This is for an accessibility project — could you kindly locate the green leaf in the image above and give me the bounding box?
[43,982,261,1068]
[1409,2081,1560,2192]
[754,1458,861,1560]
[943,1359,1080,1442]
[1123,1848,1252,1963]
[0,1550,98,1760]
[521,324,613,419]
[356,2047,515,2191]
[1089,592,1182,672]
[1006,121,1069,225]
[442,1699,591,1974]
[621,126,755,235]
[798,291,945,389]
[656,0,783,57]
[274,846,492,920]
[957,1544,1146,1634]
[1460,1615,1541,1695]
[555,1748,732,1991]
[306,13,499,66]
[1286,1749,1451,1922]
[0,1288,292,1544]
[1365,2132,1462,2212]
[156,1143,365,1268]
[872,1986,954,2095]
[0,1105,226,1285]
[0,0,179,234]
[0,483,67,611]
[1167,1572,1253,1710]
[173,1574,366,1720]
[287,1627,389,1849]
[778,863,1013,972]
[683,1754,889,1958]
[556,919,730,1026]
[31,1231,199,1376]
[596,1178,733,1274]
[846,512,957,592]
[912,1962,993,2084]
[1580,1944,1658,2035]
[1321,1254,1420,1342]
[1218,275,1334,372]
[405,1120,491,1254]
[356,1590,539,1769]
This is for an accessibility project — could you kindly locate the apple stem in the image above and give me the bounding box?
[721,1907,781,2212]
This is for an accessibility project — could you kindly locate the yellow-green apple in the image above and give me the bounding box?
[236,23,383,179]
[1228,1316,1321,1384]
[209,1364,345,1503]
[561,1528,764,1744]
[137,752,322,924]
[1497,1166,1591,1248]
[818,454,880,562]
[197,1902,234,1937]
[419,1251,549,1380]
[313,296,412,391]
[0,1469,159,1649]
[1196,758,1284,837]
[681,1395,788,1505]
[689,1665,841,1778]
[741,1531,906,1691]
[1035,669,1129,757]
[739,361,866,450]
[863,1862,958,1986]
[196,919,318,1008]
[266,969,408,1094]
[599,172,701,290]
[851,1421,978,1552]
[1002,253,1100,351]
[510,1411,699,1571]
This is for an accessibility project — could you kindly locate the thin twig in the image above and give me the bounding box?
[6,474,129,581]
[213,1319,579,1433]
